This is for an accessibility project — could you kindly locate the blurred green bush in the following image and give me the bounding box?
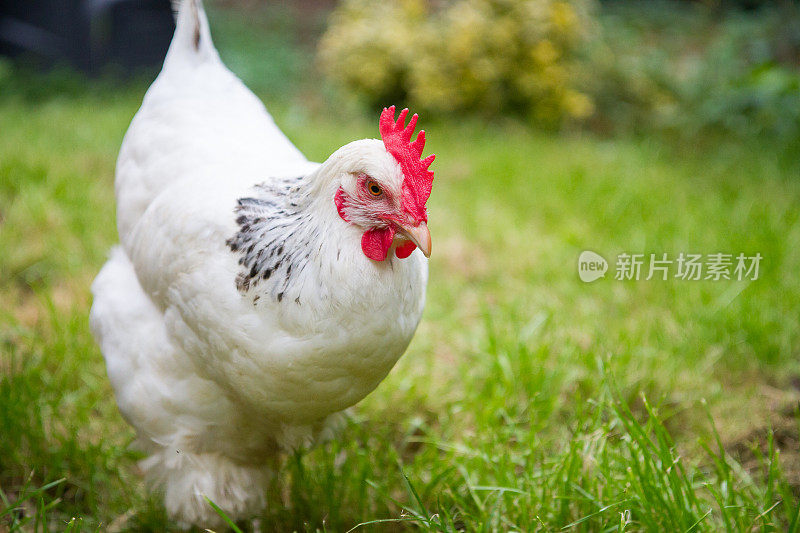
[676,7,800,145]
[585,2,800,148]
[318,0,800,147]
[317,0,595,129]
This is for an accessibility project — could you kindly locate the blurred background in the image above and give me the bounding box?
[3,0,799,145]
[2,0,800,531]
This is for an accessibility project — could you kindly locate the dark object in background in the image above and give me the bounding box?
[0,0,175,74]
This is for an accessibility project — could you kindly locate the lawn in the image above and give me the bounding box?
[2,5,800,533]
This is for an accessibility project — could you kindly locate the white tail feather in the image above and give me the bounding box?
[165,0,217,65]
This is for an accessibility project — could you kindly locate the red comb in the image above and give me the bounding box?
[379,106,435,222]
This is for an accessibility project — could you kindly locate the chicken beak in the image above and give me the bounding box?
[399,222,432,258]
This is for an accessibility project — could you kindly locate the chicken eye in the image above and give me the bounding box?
[367,181,383,197]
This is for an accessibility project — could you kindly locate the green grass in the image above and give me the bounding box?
[2,4,800,533]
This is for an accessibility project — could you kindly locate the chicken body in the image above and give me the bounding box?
[89,1,430,526]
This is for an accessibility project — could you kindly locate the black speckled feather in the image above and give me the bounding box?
[226,176,315,303]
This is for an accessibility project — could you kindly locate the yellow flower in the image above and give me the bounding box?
[531,40,559,65]
[563,89,595,119]
[551,2,577,31]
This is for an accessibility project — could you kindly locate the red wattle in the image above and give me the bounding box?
[395,240,417,258]
[361,226,395,261]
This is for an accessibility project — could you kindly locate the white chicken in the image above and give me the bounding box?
[89,0,435,527]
